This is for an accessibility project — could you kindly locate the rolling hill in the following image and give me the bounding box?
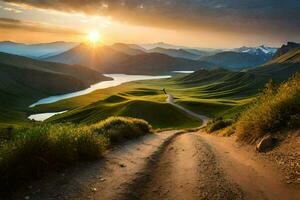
[47,98,201,129]
[181,46,300,97]
[199,51,271,70]
[178,68,266,98]
[37,46,300,129]
[0,52,109,123]
[272,42,300,58]
[248,47,300,82]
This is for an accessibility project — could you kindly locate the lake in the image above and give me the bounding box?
[30,74,171,107]
[28,111,67,121]
[172,71,194,73]
[28,74,171,121]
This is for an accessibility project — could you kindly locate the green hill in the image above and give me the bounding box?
[248,47,300,82]
[177,68,266,98]
[181,46,300,98]
[272,42,300,59]
[47,98,201,129]
[30,46,300,130]
[0,52,109,123]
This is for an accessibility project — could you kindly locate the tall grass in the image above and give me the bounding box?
[0,117,152,193]
[205,117,233,133]
[236,73,300,143]
[91,117,152,143]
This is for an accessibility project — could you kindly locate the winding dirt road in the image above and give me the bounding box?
[12,130,300,200]
[166,94,209,126]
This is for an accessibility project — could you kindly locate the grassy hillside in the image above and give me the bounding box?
[47,97,201,129]
[235,73,300,143]
[266,48,300,64]
[32,75,244,128]
[35,48,300,130]
[177,68,267,98]
[202,48,300,136]
[0,52,109,86]
[248,47,300,82]
[0,117,151,193]
[0,52,109,123]
[4,43,299,128]
[272,42,300,59]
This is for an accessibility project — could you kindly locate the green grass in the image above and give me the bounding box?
[0,52,110,123]
[0,116,151,193]
[2,53,299,130]
[235,73,300,143]
[47,98,202,129]
[30,70,255,129]
[205,118,233,133]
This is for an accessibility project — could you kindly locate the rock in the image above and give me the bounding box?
[119,163,126,168]
[24,196,30,200]
[256,135,277,152]
[91,187,97,192]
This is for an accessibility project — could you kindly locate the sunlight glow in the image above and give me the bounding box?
[88,30,101,44]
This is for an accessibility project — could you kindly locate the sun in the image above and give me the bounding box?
[88,30,101,44]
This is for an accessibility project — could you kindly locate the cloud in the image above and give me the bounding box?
[3,6,22,13]
[1,0,300,40]
[0,17,83,35]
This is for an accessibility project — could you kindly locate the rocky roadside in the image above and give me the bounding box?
[260,130,300,185]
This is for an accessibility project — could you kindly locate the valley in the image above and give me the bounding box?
[1,1,299,199]
[0,40,299,199]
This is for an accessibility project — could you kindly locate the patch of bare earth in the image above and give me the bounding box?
[10,131,181,200]
[200,131,300,200]
[123,132,243,200]
[8,130,300,200]
[260,130,300,185]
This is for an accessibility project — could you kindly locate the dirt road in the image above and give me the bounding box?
[12,131,300,200]
[166,94,209,126]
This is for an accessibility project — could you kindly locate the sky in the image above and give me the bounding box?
[0,0,299,48]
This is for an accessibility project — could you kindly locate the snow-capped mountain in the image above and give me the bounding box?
[233,45,278,56]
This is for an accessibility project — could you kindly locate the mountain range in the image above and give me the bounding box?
[180,44,300,97]
[44,43,217,74]
[0,40,298,123]
[0,41,78,58]
[198,51,271,70]
[0,41,282,71]
[233,45,277,56]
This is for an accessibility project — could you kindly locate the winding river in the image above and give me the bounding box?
[29,74,171,121]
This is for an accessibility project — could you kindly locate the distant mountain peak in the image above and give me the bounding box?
[233,45,277,56]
